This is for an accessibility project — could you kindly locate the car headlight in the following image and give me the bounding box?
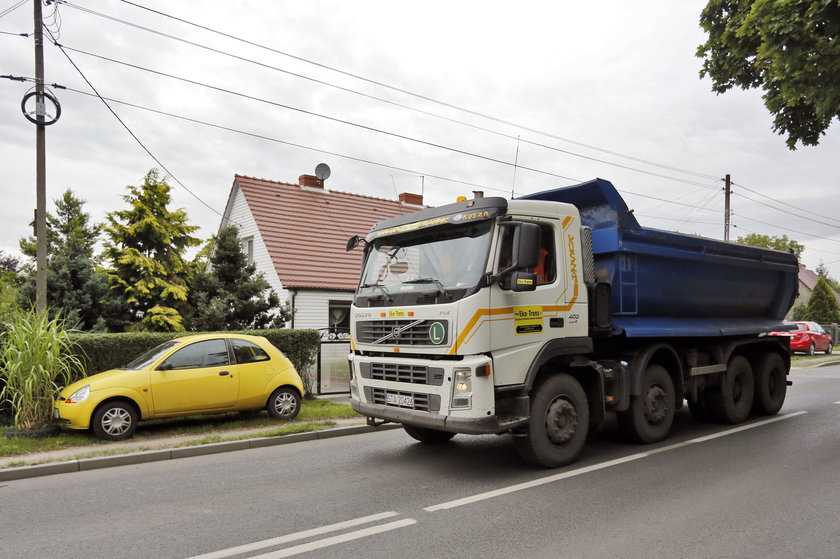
[65,384,90,404]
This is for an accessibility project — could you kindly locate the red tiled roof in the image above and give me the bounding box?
[798,266,840,305]
[235,175,424,291]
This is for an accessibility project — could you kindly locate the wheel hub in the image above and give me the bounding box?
[545,397,577,445]
[644,385,668,424]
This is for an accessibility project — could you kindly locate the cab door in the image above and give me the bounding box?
[490,220,565,386]
[151,339,240,414]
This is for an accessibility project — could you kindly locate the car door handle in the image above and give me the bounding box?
[219,371,230,376]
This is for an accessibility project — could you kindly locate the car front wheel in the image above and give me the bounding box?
[267,387,301,420]
[92,401,138,441]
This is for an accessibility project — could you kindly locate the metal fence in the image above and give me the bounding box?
[314,328,351,395]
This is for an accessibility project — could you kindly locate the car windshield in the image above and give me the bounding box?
[122,340,180,370]
[793,323,807,331]
[357,221,493,305]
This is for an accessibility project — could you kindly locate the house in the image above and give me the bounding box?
[787,264,840,319]
[219,171,424,335]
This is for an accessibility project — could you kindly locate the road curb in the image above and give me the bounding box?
[0,423,401,482]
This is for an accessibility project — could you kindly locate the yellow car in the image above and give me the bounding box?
[54,334,305,440]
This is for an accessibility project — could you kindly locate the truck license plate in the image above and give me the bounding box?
[386,393,414,407]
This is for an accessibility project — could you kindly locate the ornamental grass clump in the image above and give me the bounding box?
[0,309,85,431]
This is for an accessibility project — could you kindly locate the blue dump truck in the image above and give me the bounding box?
[346,179,799,467]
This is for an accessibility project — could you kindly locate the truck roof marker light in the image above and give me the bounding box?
[456,196,467,202]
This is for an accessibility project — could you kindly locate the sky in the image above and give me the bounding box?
[1,0,839,276]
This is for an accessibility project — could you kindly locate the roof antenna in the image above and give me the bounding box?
[390,175,399,198]
[511,135,521,199]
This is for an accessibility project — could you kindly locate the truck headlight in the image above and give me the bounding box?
[451,368,472,409]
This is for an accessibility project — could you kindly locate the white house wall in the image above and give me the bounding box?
[225,186,289,308]
[293,289,353,331]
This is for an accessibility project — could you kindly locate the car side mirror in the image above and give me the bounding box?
[158,362,173,371]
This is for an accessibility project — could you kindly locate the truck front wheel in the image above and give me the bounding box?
[618,364,675,443]
[513,374,589,468]
[403,424,456,444]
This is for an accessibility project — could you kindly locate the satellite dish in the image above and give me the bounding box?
[315,163,331,181]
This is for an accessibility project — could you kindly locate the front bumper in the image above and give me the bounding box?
[351,399,528,435]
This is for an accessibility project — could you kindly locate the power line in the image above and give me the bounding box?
[732,191,840,231]
[59,1,721,190]
[44,27,225,219]
[53,80,736,216]
[733,181,840,227]
[53,42,580,183]
[734,214,840,246]
[114,0,720,183]
[0,0,27,20]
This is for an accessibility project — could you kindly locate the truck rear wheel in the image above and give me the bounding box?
[402,424,456,444]
[513,373,589,468]
[752,352,786,415]
[709,355,754,424]
[618,364,675,443]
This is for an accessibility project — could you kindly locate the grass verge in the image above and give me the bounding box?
[1,398,359,461]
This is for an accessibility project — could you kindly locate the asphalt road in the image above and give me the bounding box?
[2,363,839,559]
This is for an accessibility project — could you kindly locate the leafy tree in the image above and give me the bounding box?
[0,250,22,318]
[103,170,200,332]
[697,0,840,149]
[805,276,840,324]
[735,233,804,258]
[17,190,126,331]
[186,225,292,331]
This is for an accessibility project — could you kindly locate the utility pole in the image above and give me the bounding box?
[724,173,731,241]
[33,0,47,311]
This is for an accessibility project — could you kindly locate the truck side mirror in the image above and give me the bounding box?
[346,235,360,251]
[513,222,541,269]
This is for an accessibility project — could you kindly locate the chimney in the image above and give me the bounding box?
[299,174,324,189]
[472,190,484,199]
[399,192,423,206]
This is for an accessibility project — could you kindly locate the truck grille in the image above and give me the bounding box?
[359,362,444,386]
[356,319,449,346]
[366,387,441,412]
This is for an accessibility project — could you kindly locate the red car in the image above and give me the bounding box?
[770,321,833,355]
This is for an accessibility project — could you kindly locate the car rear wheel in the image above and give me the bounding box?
[267,387,301,420]
[92,401,138,441]
[825,343,833,355]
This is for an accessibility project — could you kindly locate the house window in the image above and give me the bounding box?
[328,301,350,339]
[242,237,254,265]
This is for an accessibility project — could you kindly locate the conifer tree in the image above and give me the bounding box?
[103,170,200,331]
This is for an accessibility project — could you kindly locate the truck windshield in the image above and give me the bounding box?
[356,221,493,306]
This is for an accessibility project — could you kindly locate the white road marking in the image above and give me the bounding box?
[249,519,417,559]
[425,411,808,512]
[186,511,400,559]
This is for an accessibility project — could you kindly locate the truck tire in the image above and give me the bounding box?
[513,374,589,468]
[752,352,786,415]
[618,365,675,443]
[708,355,754,424]
[403,424,456,444]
